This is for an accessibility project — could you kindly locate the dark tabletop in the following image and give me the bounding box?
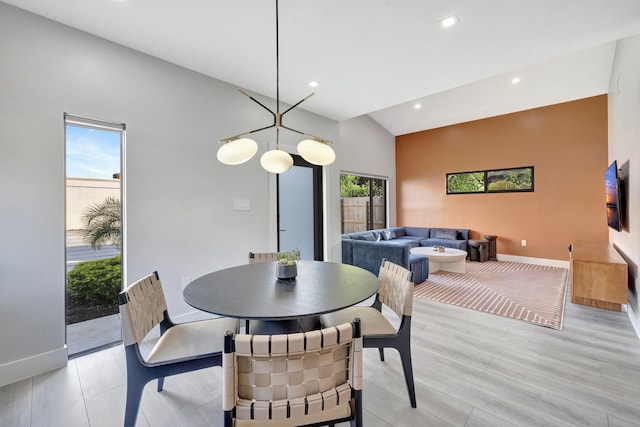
[183,261,379,321]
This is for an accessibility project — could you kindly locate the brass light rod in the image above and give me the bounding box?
[219,89,332,145]
[218,0,334,150]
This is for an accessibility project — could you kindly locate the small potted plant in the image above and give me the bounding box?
[276,250,298,280]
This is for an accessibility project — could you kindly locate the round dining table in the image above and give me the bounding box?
[183,260,379,334]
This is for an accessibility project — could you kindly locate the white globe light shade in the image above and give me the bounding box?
[297,139,336,166]
[217,138,258,165]
[260,149,293,174]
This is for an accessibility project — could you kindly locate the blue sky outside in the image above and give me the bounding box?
[66,125,121,179]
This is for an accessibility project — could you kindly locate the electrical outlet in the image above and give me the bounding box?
[181,276,191,289]
[521,240,527,247]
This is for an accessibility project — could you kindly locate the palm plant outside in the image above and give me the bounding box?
[81,196,121,249]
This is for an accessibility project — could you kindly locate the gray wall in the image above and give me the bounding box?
[609,34,640,331]
[340,115,396,226]
[0,2,394,385]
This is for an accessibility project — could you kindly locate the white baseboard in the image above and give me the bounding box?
[0,346,68,387]
[496,254,570,269]
[628,304,640,340]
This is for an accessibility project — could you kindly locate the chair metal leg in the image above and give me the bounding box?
[157,377,164,392]
[398,347,417,408]
[124,377,145,427]
[224,409,234,427]
[364,316,416,408]
[353,389,364,427]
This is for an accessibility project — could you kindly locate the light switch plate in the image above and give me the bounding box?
[233,199,250,211]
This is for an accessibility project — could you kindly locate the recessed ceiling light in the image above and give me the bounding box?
[414,103,422,110]
[441,15,458,28]
[512,77,521,84]
[308,81,319,88]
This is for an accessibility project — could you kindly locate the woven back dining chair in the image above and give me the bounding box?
[223,319,363,427]
[248,251,279,263]
[248,250,300,264]
[119,271,240,427]
[245,251,301,332]
[320,259,416,408]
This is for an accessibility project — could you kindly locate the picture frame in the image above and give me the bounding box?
[446,166,534,194]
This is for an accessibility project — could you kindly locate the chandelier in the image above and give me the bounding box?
[217,0,336,174]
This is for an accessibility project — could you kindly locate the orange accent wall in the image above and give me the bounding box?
[396,95,609,261]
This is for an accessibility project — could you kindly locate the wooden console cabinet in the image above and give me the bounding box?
[569,240,628,311]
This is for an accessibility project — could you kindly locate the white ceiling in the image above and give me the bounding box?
[4,0,640,135]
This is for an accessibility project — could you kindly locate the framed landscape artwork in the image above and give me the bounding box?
[447,166,534,194]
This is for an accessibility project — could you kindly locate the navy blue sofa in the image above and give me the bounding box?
[342,226,470,283]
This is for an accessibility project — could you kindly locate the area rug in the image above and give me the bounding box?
[414,261,568,330]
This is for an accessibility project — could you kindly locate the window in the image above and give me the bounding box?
[446,166,534,194]
[340,174,387,233]
[64,113,125,357]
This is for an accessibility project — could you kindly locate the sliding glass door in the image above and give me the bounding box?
[340,174,387,233]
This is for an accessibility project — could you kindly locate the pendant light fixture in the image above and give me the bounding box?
[260,129,294,174]
[216,138,258,165]
[217,0,335,173]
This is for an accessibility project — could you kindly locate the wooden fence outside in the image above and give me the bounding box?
[341,196,385,233]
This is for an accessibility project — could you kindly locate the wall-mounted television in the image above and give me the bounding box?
[605,160,623,231]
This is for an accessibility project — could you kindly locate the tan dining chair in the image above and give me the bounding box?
[248,250,300,264]
[245,250,301,332]
[119,271,240,427]
[248,251,279,263]
[223,318,363,427]
[320,259,417,408]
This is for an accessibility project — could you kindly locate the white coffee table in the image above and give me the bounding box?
[410,247,467,273]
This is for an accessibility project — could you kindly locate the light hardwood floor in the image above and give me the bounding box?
[2,292,640,426]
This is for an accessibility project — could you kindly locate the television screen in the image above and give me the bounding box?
[605,161,622,231]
